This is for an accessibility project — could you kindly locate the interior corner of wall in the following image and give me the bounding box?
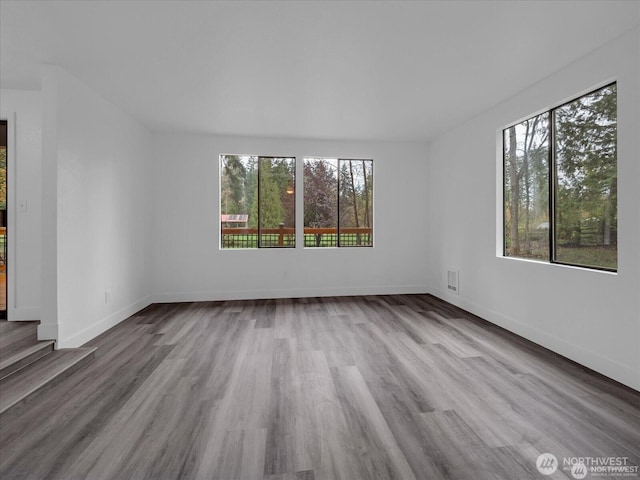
[37,322,59,346]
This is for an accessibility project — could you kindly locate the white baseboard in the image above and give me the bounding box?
[152,284,429,304]
[57,295,153,348]
[428,286,639,392]
[10,306,41,321]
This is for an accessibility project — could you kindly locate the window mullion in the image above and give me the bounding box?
[549,110,556,264]
[257,157,262,248]
[337,159,342,247]
[502,132,508,257]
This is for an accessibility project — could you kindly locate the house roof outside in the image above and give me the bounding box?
[221,214,248,223]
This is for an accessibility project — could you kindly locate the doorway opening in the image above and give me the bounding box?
[0,120,7,319]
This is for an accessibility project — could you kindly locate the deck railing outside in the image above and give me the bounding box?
[221,226,372,248]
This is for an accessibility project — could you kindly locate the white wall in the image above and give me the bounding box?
[41,66,153,348]
[427,28,640,390]
[151,134,429,302]
[0,89,42,321]
[5,27,636,392]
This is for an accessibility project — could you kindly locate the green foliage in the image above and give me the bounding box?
[244,157,258,221]
[555,84,617,251]
[268,158,296,228]
[221,233,372,249]
[254,160,285,228]
[555,246,617,270]
[222,155,371,249]
[220,155,247,215]
[504,84,617,269]
[221,155,294,234]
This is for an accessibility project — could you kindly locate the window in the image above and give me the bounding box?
[503,83,617,271]
[504,113,550,261]
[304,158,373,247]
[220,155,295,248]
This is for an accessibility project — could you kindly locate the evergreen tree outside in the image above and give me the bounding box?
[555,84,617,262]
[220,155,247,215]
[254,159,285,229]
[220,154,294,248]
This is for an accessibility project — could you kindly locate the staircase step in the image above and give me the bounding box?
[0,340,56,380]
[0,347,96,423]
[0,321,40,353]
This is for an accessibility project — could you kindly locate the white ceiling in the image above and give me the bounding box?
[1,0,638,142]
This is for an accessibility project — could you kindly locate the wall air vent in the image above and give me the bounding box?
[447,270,459,294]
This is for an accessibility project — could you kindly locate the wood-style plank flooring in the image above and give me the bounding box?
[1,294,639,479]
[0,271,6,312]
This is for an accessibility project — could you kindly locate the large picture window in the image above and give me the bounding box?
[220,155,295,249]
[304,158,373,247]
[503,83,617,271]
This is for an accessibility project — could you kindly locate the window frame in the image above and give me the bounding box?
[219,154,296,250]
[501,82,617,273]
[303,157,374,248]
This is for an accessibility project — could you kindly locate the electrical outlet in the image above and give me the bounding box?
[105,290,111,303]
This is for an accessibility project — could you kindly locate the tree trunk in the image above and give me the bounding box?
[508,126,520,255]
[522,117,541,251]
[348,161,361,245]
[362,160,370,229]
[603,180,616,246]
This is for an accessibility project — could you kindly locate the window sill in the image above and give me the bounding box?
[497,255,617,275]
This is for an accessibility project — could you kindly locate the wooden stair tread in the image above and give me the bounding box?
[0,320,40,335]
[0,347,96,420]
[0,339,54,364]
[0,321,40,353]
[0,341,55,379]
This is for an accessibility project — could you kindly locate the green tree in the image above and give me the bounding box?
[249,159,285,229]
[555,84,617,248]
[269,158,295,227]
[220,155,247,215]
[244,157,258,223]
[505,83,617,268]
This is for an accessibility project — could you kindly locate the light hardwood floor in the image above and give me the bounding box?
[1,295,639,479]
